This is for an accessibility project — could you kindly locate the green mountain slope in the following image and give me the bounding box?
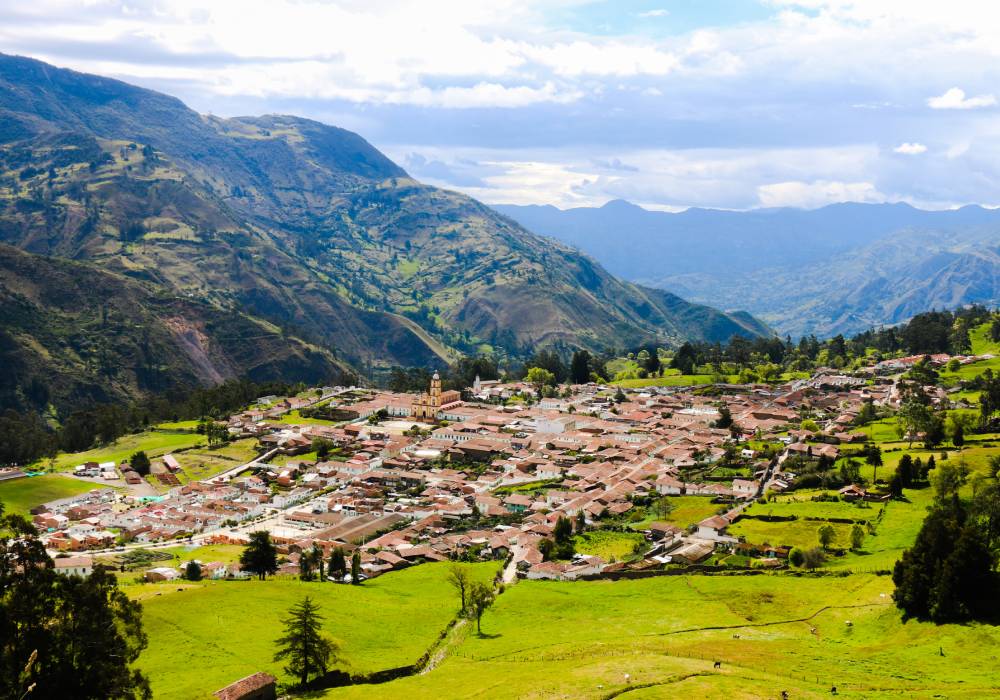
[0,53,767,410]
[0,244,348,413]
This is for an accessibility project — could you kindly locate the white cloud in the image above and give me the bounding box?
[893,142,927,155]
[927,87,996,110]
[638,9,669,18]
[756,180,886,208]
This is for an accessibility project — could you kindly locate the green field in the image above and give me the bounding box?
[574,530,646,561]
[322,573,1000,699]
[628,495,726,531]
[35,430,207,472]
[134,562,499,700]
[0,475,101,515]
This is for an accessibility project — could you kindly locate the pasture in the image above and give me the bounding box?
[0,474,101,515]
[34,429,206,472]
[322,573,1000,699]
[134,562,499,700]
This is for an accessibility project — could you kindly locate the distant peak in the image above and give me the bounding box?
[600,199,643,211]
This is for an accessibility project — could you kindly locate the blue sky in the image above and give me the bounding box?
[3,1,1000,210]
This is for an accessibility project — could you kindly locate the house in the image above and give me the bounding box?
[655,474,684,495]
[839,484,868,502]
[145,567,180,582]
[732,479,758,499]
[696,515,736,542]
[504,494,533,513]
[213,672,277,700]
[53,555,93,576]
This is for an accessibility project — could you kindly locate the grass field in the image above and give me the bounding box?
[322,573,1000,699]
[0,475,101,515]
[628,496,726,531]
[134,562,499,700]
[574,530,645,561]
[34,430,207,472]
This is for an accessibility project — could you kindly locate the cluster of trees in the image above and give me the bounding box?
[893,459,999,622]
[446,564,496,634]
[240,531,363,585]
[0,379,307,466]
[538,514,582,561]
[387,355,500,394]
[0,502,151,699]
[668,307,995,379]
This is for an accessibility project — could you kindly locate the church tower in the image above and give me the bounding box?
[430,370,441,408]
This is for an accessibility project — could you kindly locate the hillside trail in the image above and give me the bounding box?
[421,618,468,674]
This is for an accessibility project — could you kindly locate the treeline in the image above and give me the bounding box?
[0,379,307,466]
[671,306,997,376]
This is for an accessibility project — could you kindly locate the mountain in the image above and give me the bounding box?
[0,244,346,412]
[495,200,1000,337]
[0,54,766,412]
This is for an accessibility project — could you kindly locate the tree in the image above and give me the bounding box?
[641,345,661,375]
[613,387,626,403]
[0,509,151,699]
[818,524,836,549]
[575,510,587,534]
[850,524,865,551]
[538,538,555,561]
[447,564,471,611]
[525,367,556,395]
[328,547,347,581]
[570,350,592,385]
[802,547,827,570]
[350,550,362,584]
[273,597,340,686]
[893,501,996,622]
[715,405,733,430]
[931,460,970,503]
[312,543,325,582]
[952,421,965,450]
[671,342,698,375]
[865,445,883,483]
[129,450,151,476]
[554,515,574,544]
[467,581,495,634]
[184,561,202,581]
[923,413,946,449]
[312,438,334,462]
[240,531,278,580]
[896,454,914,489]
[788,547,805,567]
[896,398,931,448]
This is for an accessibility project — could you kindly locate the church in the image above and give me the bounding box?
[411,371,461,422]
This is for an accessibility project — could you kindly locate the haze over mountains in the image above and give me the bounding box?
[496,200,1000,338]
[0,53,767,413]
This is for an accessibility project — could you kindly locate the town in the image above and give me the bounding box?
[9,347,991,585]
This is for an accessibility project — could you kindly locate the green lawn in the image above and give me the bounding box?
[628,495,725,530]
[0,475,101,515]
[573,530,645,561]
[272,409,340,426]
[34,430,207,472]
[134,562,499,700]
[322,573,1000,699]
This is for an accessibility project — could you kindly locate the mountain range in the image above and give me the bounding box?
[496,200,1000,338]
[0,54,766,414]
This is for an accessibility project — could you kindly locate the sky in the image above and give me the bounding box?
[3,0,1000,210]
